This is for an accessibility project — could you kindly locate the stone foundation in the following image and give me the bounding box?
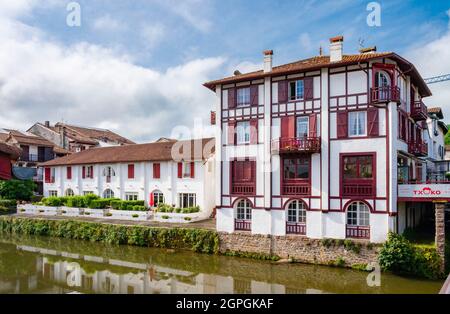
[219,232,380,267]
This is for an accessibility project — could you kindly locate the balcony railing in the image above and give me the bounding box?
[408,141,428,157]
[286,222,306,235]
[370,86,400,104]
[411,101,428,121]
[235,219,251,231]
[346,225,370,239]
[271,137,321,154]
[231,182,255,195]
[20,154,40,162]
[282,183,311,196]
[342,181,374,197]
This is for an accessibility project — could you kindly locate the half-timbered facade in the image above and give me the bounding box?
[205,36,440,243]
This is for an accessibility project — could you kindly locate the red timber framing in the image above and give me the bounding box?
[286,222,306,235]
[411,100,428,121]
[340,153,376,198]
[230,159,256,196]
[235,219,252,231]
[370,63,400,104]
[281,155,311,196]
[346,225,370,239]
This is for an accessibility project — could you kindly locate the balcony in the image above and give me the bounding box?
[411,101,428,121]
[286,222,306,235]
[408,141,428,157]
[20,154,40,162]
[342,181,374,197]
[231,182,255,195]
[346,225,370,239]
[235,219,251,231]
[282,183,310,196]
[370,86,400,104]
[271,137,321,154]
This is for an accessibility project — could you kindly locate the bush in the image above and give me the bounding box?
[156,204,200,214]
[42,197,62,207]
[0,199,16,208]
[0,180,36,201]
[89,199,113,209]
[132,205,146,212]
[66,196,87,208]
[379,233,444,279]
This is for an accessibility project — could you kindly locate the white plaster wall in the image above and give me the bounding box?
[251,209,271,235]
[347,70,367,94]
[370,214,389,243]
[306,211,322,239]
[216,207,234,233]
[271,210,285,236]
[329,73,346,97]
[322,212,346,239]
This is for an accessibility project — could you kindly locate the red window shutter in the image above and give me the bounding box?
[367,107,379,136]
[128,164,135,179]
[190,162,195,178]
[309,114,317,137]
[90,166,94,179]
[281,116,295,138]
[250,119,258,144]
[228,121,236,145]
[45,167,51,183]
[177,162,182,178]
[228,88,236,109]
[67,166,72,180]
[278,81,288,103]
[304,77,314,100]
[153,163,160,179]
[82,166,86,179]
[337,111,348,139]
[250,85,259,106]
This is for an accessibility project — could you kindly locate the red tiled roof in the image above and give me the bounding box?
[54,123,135,145]
[0,142,21,159]
[8,133,55,147]
[204,52,432,97]
[40,138,215,166]
[428,107,444,119]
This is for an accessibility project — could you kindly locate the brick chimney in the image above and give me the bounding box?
[329,36,344,62]
[263,50,273,73]
[45,121,50,127]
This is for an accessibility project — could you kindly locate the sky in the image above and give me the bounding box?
[0,0,449,142]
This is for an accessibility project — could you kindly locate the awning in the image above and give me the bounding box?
[12,167,37,180]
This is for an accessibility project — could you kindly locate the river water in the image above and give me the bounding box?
[0,234,443,294]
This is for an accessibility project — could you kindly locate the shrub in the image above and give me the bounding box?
[334,257,346,267]
[162,215,169,219]
[0,206,9,213]
[42,197,62,207]
[132,205,146,212]
[0,179,36,201]
[132,214,139,218]
[66,196,87,208]
[0,199,16,208]
[344,239,362,254]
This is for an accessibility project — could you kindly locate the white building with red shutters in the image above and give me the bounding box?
[40,138,216,216]
[204,36,448,244]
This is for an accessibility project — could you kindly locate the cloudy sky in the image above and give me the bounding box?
[0,0,449,142]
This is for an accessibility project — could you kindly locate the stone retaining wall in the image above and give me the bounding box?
[219,232,380,267]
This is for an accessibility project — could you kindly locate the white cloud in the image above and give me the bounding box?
[0,7,224,142]
[140,24,165,49]
[92,14,125,32]
[155,0,212,32]
[299,32,313,52]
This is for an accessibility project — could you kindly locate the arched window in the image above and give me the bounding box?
[286,200,306,224]
[65,188,75,197]
[236,199,252,220]
[346,201,370,226]
[375,71,391,88]
[152,190,165,207]
[103,189,114,199]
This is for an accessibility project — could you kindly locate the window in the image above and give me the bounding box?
[65,189,74,197]
[48,190,58,197]
[178,193,196,208]
[343,155,373,179]
[128,164,135,179]
[183,162,191,178]
[125,193,139,201]
[236,121,250,144]
[286,200,306,224]
[283,157,310,180]
[375,71,391,88]
[153,163,161,179]
[237,87,250,107]
[296,116,309,138]
[83,166,94,179]
[103,189,114,199]
[232,160,255,182]
[289,80,304,100]
[103,166,115,182]
[236,199,252,220]
[45,167,55,183]
[152,191,165,207]
[67,167,72,180]
[348,111,366,137]
[347,201,370,226]
[83,191,94,196]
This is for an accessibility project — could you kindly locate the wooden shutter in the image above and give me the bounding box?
[228,88,236,109]
[44,167,51,183]
[89,166,94,179]
[228,121,236,145]
[190,162,195,178]
[367,107,379,136]
[177,162,183,178]
[250,85,259,106]
[337,111,348,139]
[309,114,317,137]
[153,163,160,179]
[278,81,288,103]
[250,119,258,144]
[67,166,72,180]
[304,77,314,100]
[128,164,135,179]
[82,166,86,179]
[281,116,295,138]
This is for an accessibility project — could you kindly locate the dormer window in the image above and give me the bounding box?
[237,88,250,107]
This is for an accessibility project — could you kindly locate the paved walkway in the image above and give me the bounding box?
[10,214,216,230]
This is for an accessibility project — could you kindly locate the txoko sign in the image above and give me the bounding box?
[398,184,450,199]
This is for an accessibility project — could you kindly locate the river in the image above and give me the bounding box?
[0,234,443,294]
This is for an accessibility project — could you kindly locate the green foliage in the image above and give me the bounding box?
[156,204,200,214]
[66,196,88,208]
[445,125,450,145]
[344,239,362,254]
[320,238,333,248]
[223,250,280,261]
[0,199,16,208]
[0,180,36,201]
[110,200,146,211]
[89,198,114,209]
[0,217,219,254]
[351,263,369,271]
[42,197,63,207]
[334,257,346,267]
[379,233,444,279]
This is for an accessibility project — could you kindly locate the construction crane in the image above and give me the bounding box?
[424,74,450,85]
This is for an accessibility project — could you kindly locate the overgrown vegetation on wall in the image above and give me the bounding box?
[0,217,219,254]
[378,233,444,279]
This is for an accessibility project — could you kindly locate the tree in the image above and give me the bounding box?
[0,180,36,201]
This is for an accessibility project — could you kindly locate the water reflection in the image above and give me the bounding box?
[0,235,443,294]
